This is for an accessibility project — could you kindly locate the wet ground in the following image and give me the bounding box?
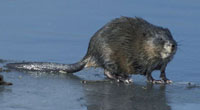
[0,0,200,110]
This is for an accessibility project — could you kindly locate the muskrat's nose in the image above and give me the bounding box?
[171,44,176,52]
[172,44,175,48]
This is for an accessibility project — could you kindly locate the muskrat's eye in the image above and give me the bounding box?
[158,38,163,42]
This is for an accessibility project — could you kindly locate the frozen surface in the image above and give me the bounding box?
[0,0,200,110]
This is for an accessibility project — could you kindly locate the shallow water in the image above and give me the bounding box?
[0,0,200,110]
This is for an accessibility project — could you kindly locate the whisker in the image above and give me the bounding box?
[176,40,184,47]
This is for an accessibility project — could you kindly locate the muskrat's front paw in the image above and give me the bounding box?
[150,79,173,84]
[163,79,173,84]
[152,80,164,84]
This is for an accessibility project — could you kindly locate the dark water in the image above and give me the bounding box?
[0,0,200,110]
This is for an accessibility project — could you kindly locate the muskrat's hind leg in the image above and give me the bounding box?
[104,70,132,83]
[114,74,133,84]
[104,69,115,79]
[104,63,132,84]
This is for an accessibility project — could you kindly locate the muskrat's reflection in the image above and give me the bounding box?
[83,83,171,110]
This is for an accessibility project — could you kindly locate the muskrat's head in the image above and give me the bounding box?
[145,28,177,60]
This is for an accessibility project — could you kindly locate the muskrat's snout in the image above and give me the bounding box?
[161,40,177,59]
[166,41,177,53]
[170,39,178,53]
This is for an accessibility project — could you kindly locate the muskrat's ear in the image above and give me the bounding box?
[142,31,152,37]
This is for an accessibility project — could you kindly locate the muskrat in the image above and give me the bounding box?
[6,17,177,84]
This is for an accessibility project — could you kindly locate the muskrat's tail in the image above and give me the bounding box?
[6,59,88,73]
